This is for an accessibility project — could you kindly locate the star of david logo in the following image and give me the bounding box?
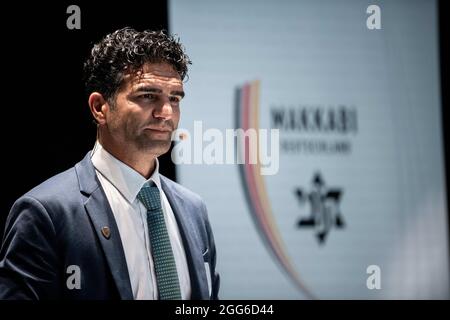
[295,172,345,244]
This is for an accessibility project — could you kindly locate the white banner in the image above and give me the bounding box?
[169,0,449,299]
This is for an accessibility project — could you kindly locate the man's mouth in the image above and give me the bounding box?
[144,126,172,133]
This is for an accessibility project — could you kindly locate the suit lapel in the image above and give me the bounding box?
[75,153,133,300]
[161,177,209,300]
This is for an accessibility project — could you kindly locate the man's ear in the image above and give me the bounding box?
[88,92,109,125]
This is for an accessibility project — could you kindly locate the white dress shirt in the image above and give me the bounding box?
[90,142,191,300]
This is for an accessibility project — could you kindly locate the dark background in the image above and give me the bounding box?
[0,0,448,267]
[438,0,449,264]
[0,0,173,236]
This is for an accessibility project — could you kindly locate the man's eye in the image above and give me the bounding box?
[169,96,181,103]
[140,93,157,100]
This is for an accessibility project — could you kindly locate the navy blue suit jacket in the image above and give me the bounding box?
[0,152,219,300]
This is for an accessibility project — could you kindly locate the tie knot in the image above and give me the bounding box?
[137,182,161,211]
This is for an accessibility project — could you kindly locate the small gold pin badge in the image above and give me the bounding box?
[101,226,111,239]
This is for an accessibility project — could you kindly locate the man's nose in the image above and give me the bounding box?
[153,98,173,120]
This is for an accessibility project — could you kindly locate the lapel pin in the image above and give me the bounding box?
[101,226,111,239]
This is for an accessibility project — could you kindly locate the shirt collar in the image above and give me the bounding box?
[91,141,162,204]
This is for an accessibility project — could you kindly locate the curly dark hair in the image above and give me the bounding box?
[83,27,191,104]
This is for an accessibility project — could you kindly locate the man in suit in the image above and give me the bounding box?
[0,27,219,300]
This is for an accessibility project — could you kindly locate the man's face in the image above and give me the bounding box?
[105,62,184,157]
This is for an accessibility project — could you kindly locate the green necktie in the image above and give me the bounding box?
[137,181,182,300]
